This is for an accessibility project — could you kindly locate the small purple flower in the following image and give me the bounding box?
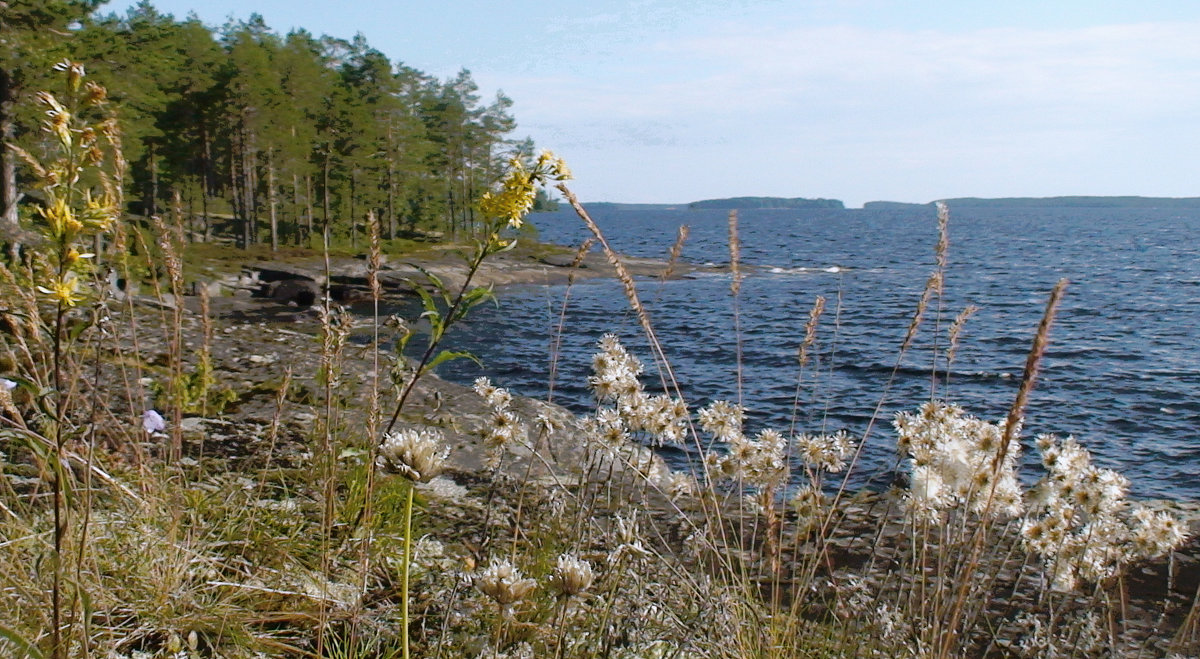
[142,409,165,434]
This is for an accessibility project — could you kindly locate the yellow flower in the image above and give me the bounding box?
[83,81,108,107]
[52,59,86,93]
[36,91,72,148]
[480,150,572,228]
[38,273,85,307]
[37,198,78,241]
[80,193,117,232]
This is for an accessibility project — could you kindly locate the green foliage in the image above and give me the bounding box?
[178,353,236,415]
[4,2,540,253]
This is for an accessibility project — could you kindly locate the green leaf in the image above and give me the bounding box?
[422,349,481,374]
[408,283,445,339]
[394,328,413,356]
[0,625,45,659]
[409,280,439,317]
[67,315,93,343]
[447,285,495,325]
[408,263,447,302]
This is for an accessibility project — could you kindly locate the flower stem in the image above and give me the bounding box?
[402,482,415,659]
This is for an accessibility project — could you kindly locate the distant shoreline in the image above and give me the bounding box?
[575,195,1200,211]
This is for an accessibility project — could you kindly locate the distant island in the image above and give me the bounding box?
[579,195,1200,213]
[578,202,690,211]
[689,196,845,210]
[578,197,845,211]
[863,196,1200,210]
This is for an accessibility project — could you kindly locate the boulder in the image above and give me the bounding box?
[269,279,320,307]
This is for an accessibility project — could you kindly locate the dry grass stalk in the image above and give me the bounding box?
[945,304,979,374]
[153,216,186,461]
[662,224,690,281]
[728,210,742,296]
[937,278,1069,658]
[555,184,675,395]
[935,200,950,280]
[728,210,745,405]
[902,271,941,353]
[798,295,826,369]
[1003,278,1067,448]
[360,211,385,598]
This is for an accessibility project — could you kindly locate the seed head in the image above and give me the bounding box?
[379,428,448,483]
[549,553,595,597]
[474,376,512,410]
[475,557,537,605]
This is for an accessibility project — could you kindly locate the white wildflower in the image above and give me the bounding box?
[893,402,1022,519]
[379,428,448,482]
[698,399,744,441]
[796,431,854,473]
[589,334,643,402]
[474,376,513,410]
[475,557,537,606]
[549,553,595,597]
[665,470,694,499]
[1022,434,1188,590]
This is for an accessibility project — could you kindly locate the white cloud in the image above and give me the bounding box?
[496,20,1200,203]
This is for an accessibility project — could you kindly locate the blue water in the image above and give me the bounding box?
[427,205,1200,500]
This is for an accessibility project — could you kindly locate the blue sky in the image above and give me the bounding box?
[103,0,1200,207]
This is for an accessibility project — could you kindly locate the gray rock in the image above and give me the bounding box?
[269,279,320,307]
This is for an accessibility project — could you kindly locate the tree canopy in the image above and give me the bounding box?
[2,0,537,249]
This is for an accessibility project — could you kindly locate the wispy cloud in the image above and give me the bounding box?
[492,20,1200,202]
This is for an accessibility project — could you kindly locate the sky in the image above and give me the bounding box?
[102,0,1200,207]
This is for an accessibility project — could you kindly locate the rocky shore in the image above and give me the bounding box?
[139,242,710,480]
[175,243,724,315]
[111,242,1200,656]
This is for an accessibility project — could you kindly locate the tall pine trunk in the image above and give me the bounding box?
[241,125,254,248]
[305,173,314,246]
[386,116,396,240]
[267,148,278,252]
[387,160,396,240]
[292,172,301,246]
[350,168,357,250]
[322,151,331,235]
[0,66,19,257]
[145,143,159,217]
[200,119,213,241]
[230,137,246,249]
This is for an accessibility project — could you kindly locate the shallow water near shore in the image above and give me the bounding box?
[390,204,1200,500]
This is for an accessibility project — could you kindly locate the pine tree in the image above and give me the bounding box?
[0,0,105,251]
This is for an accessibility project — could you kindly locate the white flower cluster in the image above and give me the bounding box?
[548,552,596,597]
[796,430,853,474]
[475,557,538,606]
[697,399,744,442]
[378,427,448,483]
[475,553,596,606]
[700,400,786,488]
[474,376,527,469]
[789,483,826,522]
[1021,434,1188,590]
[894,402,1023,520]
[582,335,689,450]
[608,511,653,564]
[589,334,643,402]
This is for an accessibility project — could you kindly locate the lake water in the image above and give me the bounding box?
[427,204,1200,500]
